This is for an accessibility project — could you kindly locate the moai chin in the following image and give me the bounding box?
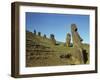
[71,24,84,64]
[66,33,71,47]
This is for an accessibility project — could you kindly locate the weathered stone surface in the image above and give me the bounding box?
[66,33,71,47]
[71,24,84,64]
[50,34,56,45]
[71,48,84,64]
[71,24,83,49]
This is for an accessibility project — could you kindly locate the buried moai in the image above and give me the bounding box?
[71,24,85,64]
[50,34,56,45]
[66,33,71,47]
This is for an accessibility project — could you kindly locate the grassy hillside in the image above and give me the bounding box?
[26,31,89,67]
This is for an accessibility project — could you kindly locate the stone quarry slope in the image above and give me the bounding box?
[26,31,89,67]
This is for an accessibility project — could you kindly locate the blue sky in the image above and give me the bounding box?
[26,12,90,43]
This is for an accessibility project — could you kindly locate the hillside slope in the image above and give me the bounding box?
[26,31,89,67]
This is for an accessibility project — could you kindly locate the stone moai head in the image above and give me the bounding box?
[71,24,77,32]
[66,33,71,47]
[71,24,83,48]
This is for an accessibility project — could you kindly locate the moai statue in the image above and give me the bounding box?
[38,32,41,36]
[71,24,83,49]
[43,34,46,38]
[33,29,36,35]
[66,33,71,47]
[71,24,84,64]
[50,34,56,45]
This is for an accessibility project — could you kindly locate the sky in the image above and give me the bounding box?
[26,12,90,44]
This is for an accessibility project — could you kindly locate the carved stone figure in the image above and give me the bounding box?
[71,24,83,49]
[71,24,84,64]
[66,33,71,47]
[50,34,56,45]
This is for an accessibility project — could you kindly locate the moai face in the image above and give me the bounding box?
[71,24,77,32]
[71,24,83,48]
[71,24,83,42]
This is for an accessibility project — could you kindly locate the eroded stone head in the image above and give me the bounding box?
[71,23,83,47]
[71,24,77,31]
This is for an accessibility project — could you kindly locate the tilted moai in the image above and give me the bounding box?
[71,24,84,64]
[66,33,71,47]
[50,34,56,45]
